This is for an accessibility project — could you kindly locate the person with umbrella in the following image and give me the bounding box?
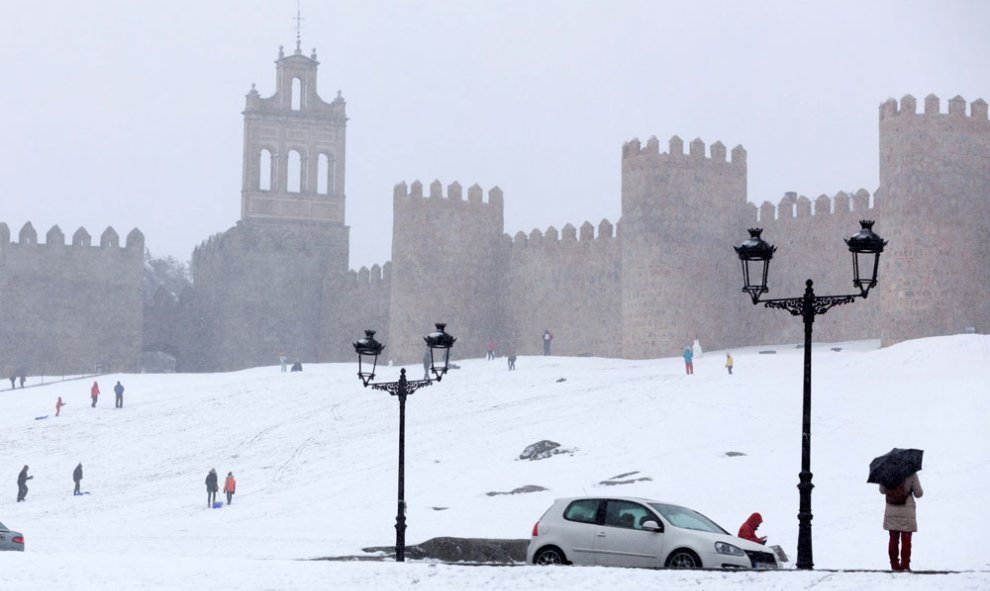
[869,448,925,572]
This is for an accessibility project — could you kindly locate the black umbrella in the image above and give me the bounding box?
[867,448,924,489]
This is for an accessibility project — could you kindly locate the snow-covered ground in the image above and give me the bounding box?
[1,334,988,590]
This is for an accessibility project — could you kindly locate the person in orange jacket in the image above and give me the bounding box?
[738,512,767,544]
[223,472,236,505]
[90,381,100,408]
[56,396,67,417]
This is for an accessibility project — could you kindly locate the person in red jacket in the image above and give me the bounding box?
[738,512,767,544]
[223,472,237,505]
[90,381,100,408]
[56,396,67,417]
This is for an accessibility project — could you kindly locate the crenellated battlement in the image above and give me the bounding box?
[754,188,876,223]
[622,135,747,167]
[508,218,616,248]
[393,180,504,210]
[880,94,989,122]
[0,221,143,251]
[340,262,392,289]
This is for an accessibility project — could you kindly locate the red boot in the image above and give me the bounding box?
[900,532,912,571]
[888,531,902,571]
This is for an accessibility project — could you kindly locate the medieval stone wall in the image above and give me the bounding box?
[0,222,144,376]
[499,220,621,358]
[320,263,391,361]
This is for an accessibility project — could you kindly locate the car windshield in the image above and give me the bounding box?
[648,503,728,534]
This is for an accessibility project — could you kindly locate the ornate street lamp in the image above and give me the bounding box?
[733,220,887,570]
[352,323,456,562]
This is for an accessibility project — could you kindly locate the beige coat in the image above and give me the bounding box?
[879,472,924,532]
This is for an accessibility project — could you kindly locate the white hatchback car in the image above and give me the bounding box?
[526,496,777,569]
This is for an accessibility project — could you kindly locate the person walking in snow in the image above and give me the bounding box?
[725,353,734,375]
[880,472,924,571]
[56,396,67,417]
[507,353,517,371]
[90,381,100,407]
[113,381,125,408]
[542,330,553,356]
[683,347,694,375]
[279,354,288,373]
[223,472,236,505]
[486,338,496,360]
[205,468,219,507]
[16,465,32,502]
[738,512,767,544]
[73,463,83,496]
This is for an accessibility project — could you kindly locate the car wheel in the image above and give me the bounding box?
[666,549,701,568]
[534,546,567,565]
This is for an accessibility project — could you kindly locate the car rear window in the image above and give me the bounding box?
[563,499,600,524]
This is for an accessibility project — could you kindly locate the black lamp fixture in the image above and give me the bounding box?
[352,323,456,562]
[733,220,887,570]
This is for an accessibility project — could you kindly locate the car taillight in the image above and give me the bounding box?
[12,536,24,544]
[531,521,540,537]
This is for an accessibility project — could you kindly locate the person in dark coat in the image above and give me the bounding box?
[507,353,517,371]
[73,463,83,496]
[738,512,767,544]
[542,330,553,356]
[205,468,219,507]
[17,465,33,502]
[113,381,125,408]
[290,360,302,372]
[880,472,924,571]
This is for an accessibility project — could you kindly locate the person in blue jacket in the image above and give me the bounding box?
[683,347,694,375]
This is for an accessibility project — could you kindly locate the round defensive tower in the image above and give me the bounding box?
[619,135,749,359]
[877,94,990,344]
[386,180,504,364]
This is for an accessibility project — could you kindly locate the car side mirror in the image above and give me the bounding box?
[641,520,662,532]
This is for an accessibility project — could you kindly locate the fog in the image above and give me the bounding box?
[1,0,986,269]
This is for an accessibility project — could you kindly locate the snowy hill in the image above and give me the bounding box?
[1,335,989,590]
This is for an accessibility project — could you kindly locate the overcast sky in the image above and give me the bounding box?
[1,1,986,270]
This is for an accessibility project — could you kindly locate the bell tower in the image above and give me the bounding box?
[241,42,348,224]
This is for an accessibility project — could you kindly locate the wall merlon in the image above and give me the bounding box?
[972,99,988,120]
[645,136,660,154]
[690,137,705,158]
[561,223,577,242]
[949,95,966,116]
[468,184,483,203]
[759,201,776,223]
[410,180,423,198]
[852,188,871,212]
[528,228,544,245]
[545,226,559,243]
[512,230,527,246]
[488,186,504,208]
[622,138,642,159]
[393,182,408,199]
[901,94,917,114]
[795,195,812,218]
[429,180,443,199]
[925,93,940,114]
[669,135,684,156]
[814,194,830,215]
[731,145,747,166]
[0,222,9,245]
[100,227,119,249]
[46,225,65,246]
[73,227,91,247]
[710,141,726,162]
[20,222,37,244]
[880,98,898,120]
[448,181,463,201]
[580,221,594,241]
[598,219,614,238]
[126,228,145,250]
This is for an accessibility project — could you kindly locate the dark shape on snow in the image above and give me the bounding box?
[600,476,653,486]
[831,347,843,352]
[355,537,529,564]
[555,377,566,383]
[725,451,747,457]
[609,471,640,479]
[431,507,448,511]
[868,448,924,489]
[34,415,48,420]
[759,350,777,354]
[486,484,548,496]
[519,440,560,460]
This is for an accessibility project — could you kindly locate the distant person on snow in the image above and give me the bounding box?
[224,472,236,505]
[290,360,302,372]
[18,371,26,388]
[507,353,517,371]
[543,330,553,356]
[114,381,125,408]
[725,353,734,375]
[738,512,767,544]
[206,468,219,507]
[8,374,14,389]
[279,354,288,373]
[90,381,100,408]
[486,338,496,360]
[683,347,694,375]
[56,396,67,417]
[73,463,83,496]
[17,465,33,502]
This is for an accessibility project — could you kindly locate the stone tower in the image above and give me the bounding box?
[386,181,504,363]
[619,136,749,359]
[878,94,990,345]
[190,42,350,371]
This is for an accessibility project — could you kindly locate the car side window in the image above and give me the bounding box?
[563,499,601,524]
[604,500,655,530]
